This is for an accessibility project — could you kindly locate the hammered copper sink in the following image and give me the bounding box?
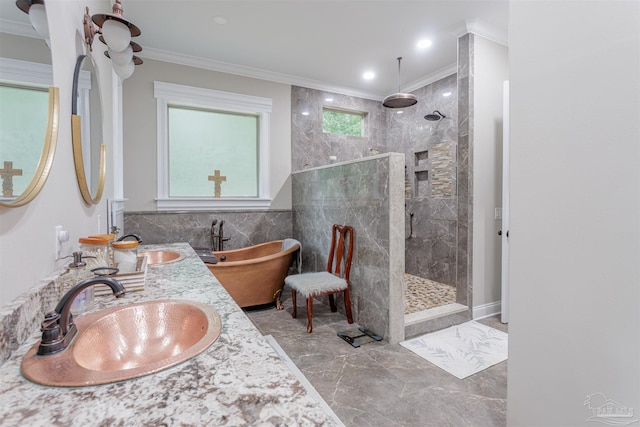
[138,250,185,266]
[21,300,222,387]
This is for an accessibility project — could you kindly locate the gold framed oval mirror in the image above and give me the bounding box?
[71,54,106,205]
[0,86,59,208]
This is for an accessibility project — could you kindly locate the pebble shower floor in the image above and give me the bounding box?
[404,273,456,314]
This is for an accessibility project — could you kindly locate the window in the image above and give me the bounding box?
[0,84,49,198]
[0,58,52,201]
[155,81,271,210]
[168,106,258,197]
[322,107,366,136]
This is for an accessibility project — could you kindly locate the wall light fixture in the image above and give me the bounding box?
[83,0,142,80]
[15,0,50,45]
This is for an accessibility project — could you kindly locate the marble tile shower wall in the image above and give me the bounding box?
[291,154,405,343]
[291,77,462,288]
[456,33,473,307]
[123,211,293,250]
[291,86,388,171]
[387,74,459,286]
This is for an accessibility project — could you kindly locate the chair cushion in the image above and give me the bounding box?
[285,272,347,297]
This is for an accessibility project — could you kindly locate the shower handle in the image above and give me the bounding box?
[407,211,414,239]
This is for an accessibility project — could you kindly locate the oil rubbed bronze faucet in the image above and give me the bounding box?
[218,220,228,251]
[210,219,231,252]
[116,233,142,243]
[210,219,219,251]
[37,277,126,356]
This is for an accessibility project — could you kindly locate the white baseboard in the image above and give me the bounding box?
[473,301,501,320]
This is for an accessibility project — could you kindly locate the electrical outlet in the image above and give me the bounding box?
[495,208,502,220]
[55,225,69,259]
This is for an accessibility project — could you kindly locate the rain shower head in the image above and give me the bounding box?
[383,57,418,109]
[424,110,446,121]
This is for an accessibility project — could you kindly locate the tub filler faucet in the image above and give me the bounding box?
[210,219,231,252]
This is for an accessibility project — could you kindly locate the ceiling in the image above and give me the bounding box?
[0,0,509,99]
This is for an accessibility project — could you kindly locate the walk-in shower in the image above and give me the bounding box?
[404,202,457,316]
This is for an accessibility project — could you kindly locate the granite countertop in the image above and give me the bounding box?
[0,243,335,426]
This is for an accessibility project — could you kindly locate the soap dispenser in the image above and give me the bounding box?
[61,251,95,314]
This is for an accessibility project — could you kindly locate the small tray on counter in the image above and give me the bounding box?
[191,246,218,264]
[94,255,148,296]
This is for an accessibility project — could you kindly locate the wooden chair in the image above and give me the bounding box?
[285,224,354,333]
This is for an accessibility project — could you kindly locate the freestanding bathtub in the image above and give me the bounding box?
[205,240,300,309]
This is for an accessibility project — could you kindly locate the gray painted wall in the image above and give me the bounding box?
[121,58,293,211]
[472,35,508,310]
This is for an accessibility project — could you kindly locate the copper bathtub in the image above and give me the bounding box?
[205,240,300,309]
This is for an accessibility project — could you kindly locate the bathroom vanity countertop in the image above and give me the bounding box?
[0,243,336,426]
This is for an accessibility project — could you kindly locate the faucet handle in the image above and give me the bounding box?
[40,312,62,344]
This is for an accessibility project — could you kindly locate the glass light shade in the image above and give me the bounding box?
[102,19,131,52]
[109,45,133,66]
[114,60,135,79]
[28,4,49,39]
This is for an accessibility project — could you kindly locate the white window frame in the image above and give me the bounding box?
[154,81,271,210]
[0,57,52,87]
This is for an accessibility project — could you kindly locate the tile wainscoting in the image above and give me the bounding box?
[123,210,293,251]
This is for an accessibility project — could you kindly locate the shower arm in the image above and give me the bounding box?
[396,57,401,92]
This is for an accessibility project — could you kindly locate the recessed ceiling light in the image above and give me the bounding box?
[397,111,404,114]
[325,97,334,102]
[443,92,452,97]
[301,111,309,116]
[363,71,375,80]
[213,16,228,25]
[417,39,432,49]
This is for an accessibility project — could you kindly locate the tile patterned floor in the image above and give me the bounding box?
[404,274,456,314]
[246,287,507,427]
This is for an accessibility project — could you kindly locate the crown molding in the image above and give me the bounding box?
[464,18,509,46]
[140,47,385,101]
[2,18,466,101]
[403,64,458,94]
[0,19,40,39]
[140,47,462,101]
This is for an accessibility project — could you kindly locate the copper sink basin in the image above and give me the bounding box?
[138,250,185,266]
[21,300,222,387]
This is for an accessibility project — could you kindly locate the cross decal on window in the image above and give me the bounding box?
[208,169,227,198]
